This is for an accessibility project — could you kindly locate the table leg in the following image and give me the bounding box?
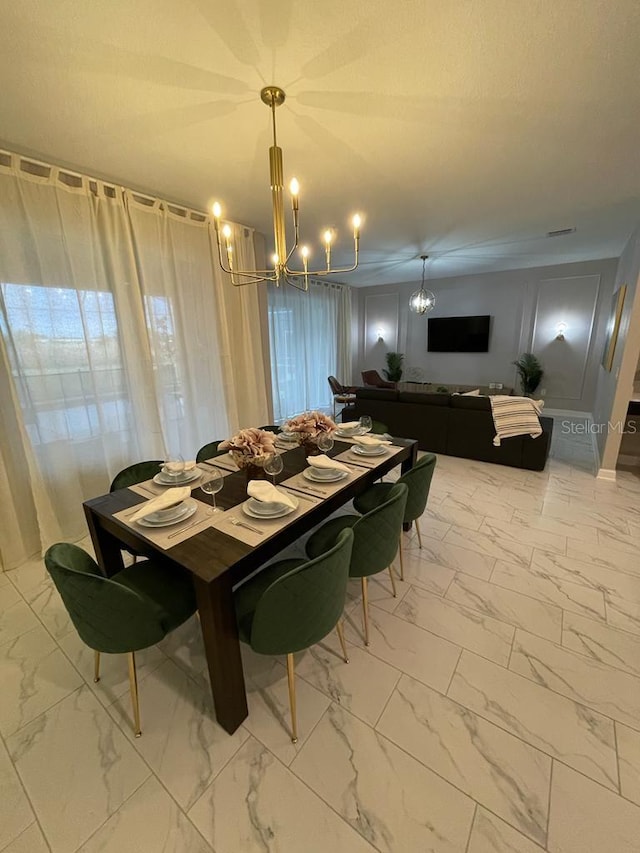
[194,574,248,734]
[83,506,125,577]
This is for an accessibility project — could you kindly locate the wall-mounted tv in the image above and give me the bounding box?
[427,315,491,352]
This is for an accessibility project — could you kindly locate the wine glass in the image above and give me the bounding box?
[164,453,185,480]
[317,432,334,452]
[264,453,284,484]
[359,416,372,434]
[201,468,223,513]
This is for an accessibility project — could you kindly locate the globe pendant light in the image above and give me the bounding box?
[409,255,436,314]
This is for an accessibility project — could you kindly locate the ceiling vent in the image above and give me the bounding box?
[547,227,576,237]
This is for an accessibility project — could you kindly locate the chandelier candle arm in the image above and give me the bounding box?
[212,85,362,289]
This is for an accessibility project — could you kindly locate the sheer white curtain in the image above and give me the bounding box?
[0,151,268,570]
[268,279,352,421]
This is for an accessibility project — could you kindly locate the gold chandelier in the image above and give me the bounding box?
[212,86,362,291]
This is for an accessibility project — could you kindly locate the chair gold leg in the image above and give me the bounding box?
[361,577,370,646]
[398,536,405,581]
[286,653,298,744]
[93,651,101,683]
[336,620,349,663]
[128,652,142,738]
[388,565,397,598]
[415,520,423,549]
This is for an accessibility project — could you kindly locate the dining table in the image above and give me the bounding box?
[83,435,418,735]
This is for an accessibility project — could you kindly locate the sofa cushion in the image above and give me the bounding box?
[356,387,399,402]
[449,394,492,412]
[398,392,450,406]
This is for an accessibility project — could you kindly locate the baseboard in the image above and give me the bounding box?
[617,453,640,466]
[596,467,617,481]
[542,408,592,419]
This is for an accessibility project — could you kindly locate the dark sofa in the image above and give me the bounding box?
[343,387,553,471]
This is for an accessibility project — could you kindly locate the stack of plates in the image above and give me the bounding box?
[243,495,299,519]
[153,468,201,486]
[335,425,364,438]
[352,444,387,457]
[304,465,348,483]
[137,499,197,528]
[275,432,298,449]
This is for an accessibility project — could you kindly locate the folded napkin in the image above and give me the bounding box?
[353,435,392,447]
[247,480,296,508]
[306,454,350,472]
[129,486,191,522]
[338,421,360,431]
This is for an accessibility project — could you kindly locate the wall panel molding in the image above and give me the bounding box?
[364,293,399,371]
[531,274,600,401]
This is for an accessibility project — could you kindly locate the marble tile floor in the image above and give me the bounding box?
[2,420,640,851]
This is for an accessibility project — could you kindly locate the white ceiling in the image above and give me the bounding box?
[1,0,639,286]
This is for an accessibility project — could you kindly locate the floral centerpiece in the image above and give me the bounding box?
[218,428,277,479]
[283,411,337,456]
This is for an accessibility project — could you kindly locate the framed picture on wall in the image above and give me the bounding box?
[602,284,627,372]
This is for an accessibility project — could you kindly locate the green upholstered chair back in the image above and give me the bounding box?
[250,528,353,656]
[351,482,408,578]
[258,425,282,434]
[44,543,167,654]
[399,453,437,522]
[196,441,224,463]
[110,460,163,492]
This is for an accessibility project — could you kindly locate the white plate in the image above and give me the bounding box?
[303,468,348,483]
[335,426,364,437]
[137,499,198,528]
[352,444,387,457]
[153,469,201,486]
[242,497,298,520]
[247,497,291,516]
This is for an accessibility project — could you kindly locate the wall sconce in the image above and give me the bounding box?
[555,321,568,341]
[376,327,385,343]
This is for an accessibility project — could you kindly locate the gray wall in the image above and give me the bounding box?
[353,257,619,413]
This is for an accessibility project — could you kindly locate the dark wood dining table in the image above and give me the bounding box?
[83,437,418,735]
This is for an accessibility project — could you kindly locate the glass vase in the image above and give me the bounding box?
[244,462,267,481]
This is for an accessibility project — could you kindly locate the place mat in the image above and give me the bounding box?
[207,452,238,472]
[210,495,315,547]
[198,460,238,477]
[282,469,360,500]
[113,500,217,549]
[335,445,404,470]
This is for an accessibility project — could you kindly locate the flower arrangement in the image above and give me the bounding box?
[284,411,336,455]
[219,428,277,470]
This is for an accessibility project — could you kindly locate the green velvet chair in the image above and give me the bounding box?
[110,460,163,492]
[195,440,225,463]
[110,460,164,563]
[233,528,353,744]
[44,543,197,737]
[371,420,389,435]
[305,483,408,646]
[353,453,437,580]
[259,424,282,434]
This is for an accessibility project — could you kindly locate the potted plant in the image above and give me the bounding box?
[513,353,544,396]
[383,351,404,383]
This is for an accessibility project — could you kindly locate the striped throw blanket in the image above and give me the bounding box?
[489,395,544,446]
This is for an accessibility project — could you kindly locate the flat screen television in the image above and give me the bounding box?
[427,315,491,352]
